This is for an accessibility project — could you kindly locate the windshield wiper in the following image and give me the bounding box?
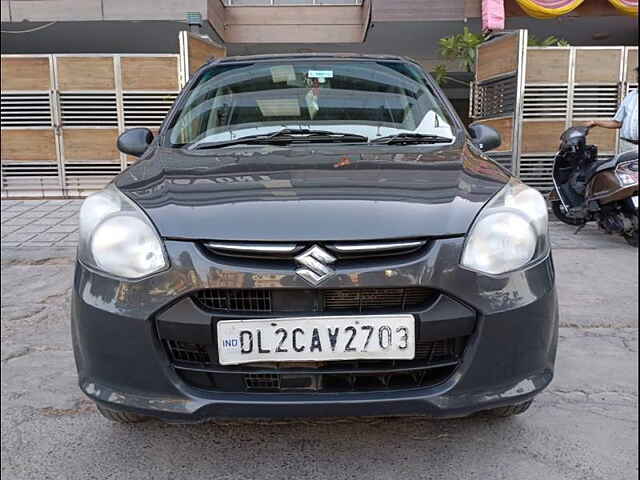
[189,129,369,150]
[369,133,453,145]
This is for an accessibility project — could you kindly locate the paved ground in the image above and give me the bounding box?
[1,200,638,480]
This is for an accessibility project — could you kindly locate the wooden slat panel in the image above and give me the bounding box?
[471,117,513,153]
[1,129,57,162]
[575,49,623,84]
[62,129,120,162]
[522,121,565,153]
[371,0,465,21]
[1,57,51,91]
[627,48,638,83]
[214,4,368,43]
[206,0,226,36]
[477,34,519,83]
[574,121,618,153]
[225,24,364,44]
[57,57,115,91]
[225,6,363,25]
[121,57,179,91]
[526,49,570,84]
[187,33,226,75]
[464,0,482,17]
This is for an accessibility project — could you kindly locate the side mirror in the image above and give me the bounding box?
[117,128,153,157]
[468,124,501,152]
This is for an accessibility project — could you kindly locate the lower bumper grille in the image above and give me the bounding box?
[193,287,436,314]
[168,337,466,393]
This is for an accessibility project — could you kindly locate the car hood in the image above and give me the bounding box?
[116,143,510,242]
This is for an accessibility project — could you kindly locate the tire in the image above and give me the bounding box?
[551,200,585,227]
[484,400,533,418]
[624,229,639,247]
[96,404,150,424]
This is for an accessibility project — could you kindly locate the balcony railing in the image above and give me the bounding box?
[224,0,362,5]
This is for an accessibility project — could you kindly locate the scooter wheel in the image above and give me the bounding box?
[551,200,585,226]
[624,230,639,248]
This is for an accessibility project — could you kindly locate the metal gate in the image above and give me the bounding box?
[1,33,226,199]
[471,32,638,192]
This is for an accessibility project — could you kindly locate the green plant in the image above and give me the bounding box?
[438,27,488,73]
[528,34,570,47]
[434,64,450,86]
[434,27,488,86]
[433,30,571,86]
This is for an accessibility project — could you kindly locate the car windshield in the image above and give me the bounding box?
[166,60,457,148]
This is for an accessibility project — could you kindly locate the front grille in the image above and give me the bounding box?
[193,287,435,314]
[167,340,211,364]
[195,289,272,313]
[323,288,429,312]
[168,337,467,393]
[245,374,281,390]
[202,239,428,261]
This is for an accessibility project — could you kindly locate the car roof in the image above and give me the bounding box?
[210,53,418,65]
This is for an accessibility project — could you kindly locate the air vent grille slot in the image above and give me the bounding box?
[0,93,52,127]
[59,93,118,126]
[123,92,177,128]
[572,85,620,119]
[523,85,569,119]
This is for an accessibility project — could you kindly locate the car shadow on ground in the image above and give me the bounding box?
[91,413,537,477]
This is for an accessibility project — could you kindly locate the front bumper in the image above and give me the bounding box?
[71,238,559,421]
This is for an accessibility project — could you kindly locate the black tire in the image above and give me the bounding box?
[484,400,533,418]
[96,404,149,424]
[624,229,639,247]
[551,200,585,226]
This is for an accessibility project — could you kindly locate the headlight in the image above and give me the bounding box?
[78,185,167,279]
[461,180,549,275]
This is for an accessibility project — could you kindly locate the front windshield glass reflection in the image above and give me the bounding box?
[167,60,456,147]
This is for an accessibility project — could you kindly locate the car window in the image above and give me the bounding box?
[167,60,456,147]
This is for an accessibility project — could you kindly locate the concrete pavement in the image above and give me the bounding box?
[1,200,638,480]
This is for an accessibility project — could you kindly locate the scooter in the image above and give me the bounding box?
[549,126,639,247]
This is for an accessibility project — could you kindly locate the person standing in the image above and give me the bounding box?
[589,67,638,152]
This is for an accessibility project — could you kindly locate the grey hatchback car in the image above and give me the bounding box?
[72,54,558,424]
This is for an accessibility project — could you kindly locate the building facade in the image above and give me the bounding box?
[1,0,638,198]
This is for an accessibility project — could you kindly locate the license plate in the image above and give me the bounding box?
[217,315,415,365]
[632,196,638,209]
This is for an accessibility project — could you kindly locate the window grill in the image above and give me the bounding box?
[472,75,517,119]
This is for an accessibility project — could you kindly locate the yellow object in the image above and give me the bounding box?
[515,0,584,19]
[607,0,638,16]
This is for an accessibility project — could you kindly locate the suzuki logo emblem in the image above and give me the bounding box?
[295,245,336,286]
